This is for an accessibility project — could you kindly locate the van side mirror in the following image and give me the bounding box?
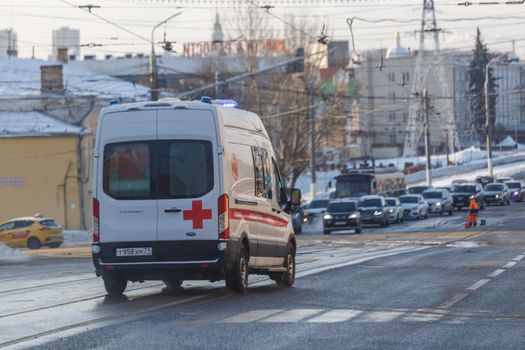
[290,188,301,206]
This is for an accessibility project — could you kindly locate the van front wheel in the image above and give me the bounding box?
[102,273,127,296]
[226,246,249,293]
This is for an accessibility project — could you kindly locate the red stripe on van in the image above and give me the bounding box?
[230,208,288,228]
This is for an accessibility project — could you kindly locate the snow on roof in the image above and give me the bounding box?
[0,111,84,137]
[0,55,148,99]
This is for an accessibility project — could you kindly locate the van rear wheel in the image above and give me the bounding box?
[275,245,295,288]
[226,246,249,293]
[102,273,127,296]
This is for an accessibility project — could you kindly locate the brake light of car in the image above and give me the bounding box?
[218,194,230,240]
[93,198,100,243]
[39,226,50,231]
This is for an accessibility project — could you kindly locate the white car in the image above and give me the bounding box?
[92,98,301,295]
[303,199,330,224]
[385,197,404,223]
[399,194,429,220]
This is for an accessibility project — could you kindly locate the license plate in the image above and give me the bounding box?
[335,221,347,226]
[116,247,152,257]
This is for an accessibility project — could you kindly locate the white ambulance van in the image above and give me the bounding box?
[92,98,301,295]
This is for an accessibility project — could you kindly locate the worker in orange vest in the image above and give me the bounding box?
[468,197,479,227]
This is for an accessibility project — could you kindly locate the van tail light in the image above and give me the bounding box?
[218,194,230,240]
[93,198,100,243]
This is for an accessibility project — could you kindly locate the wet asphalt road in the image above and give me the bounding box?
[1,202,524,349]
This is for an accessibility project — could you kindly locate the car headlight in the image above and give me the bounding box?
[435,202,441,207]
[348,213,358,219]
[373,210,383,216]
[495,194,500,199]
[388,209,394,213]
[323,214,333,220]
[513,191,519,196]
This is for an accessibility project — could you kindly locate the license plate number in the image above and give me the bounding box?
[116,247,152,257]
[335,221,347,226]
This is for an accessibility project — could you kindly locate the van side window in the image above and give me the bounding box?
[252,147,271,198]
[272,159,286,204]
[104,142,152,199]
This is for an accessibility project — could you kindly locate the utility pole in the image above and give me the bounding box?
[150,12,182,101]
[485,63,494,176]
[308,81,317,199]
[423,89,432,185]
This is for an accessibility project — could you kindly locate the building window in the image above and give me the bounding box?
[388,72,396,83]
[389,112,396,122]
[389,134,396,144]
[390,92,396,102]
[402,72,410,84]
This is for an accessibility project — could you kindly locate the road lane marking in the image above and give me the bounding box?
[503,261,517,268]
[467,279,490,291]
[356,311,404,323]
[512,254,524,261]
[306,309,362,323]
[222,309,282,323]
[488,269,505,278]
[260,309,324,323]
[436,292,469,309]
[404,309,448,322]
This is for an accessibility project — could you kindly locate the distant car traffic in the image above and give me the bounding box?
[452,183,484,210]
[451,179,468,186]
[435,186,454,194]
[484,183,511,205]
[292,208,304,234]
[399,194,429,220]
[303,199,330,223]
[506,181,525,202]
[496,176,513,183]
[407,185,433,195]
[0,215,63,249]
[357,195,390,227]
[475,176,496,188]
[323,200,362,235]
[385,197,404,223]
[422,189,454,216]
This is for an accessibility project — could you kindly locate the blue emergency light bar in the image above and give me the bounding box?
[212,99,239,108]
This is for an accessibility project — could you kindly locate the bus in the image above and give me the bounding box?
[334,169,406,198]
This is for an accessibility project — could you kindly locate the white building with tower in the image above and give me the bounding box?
[0,29,18,56]
[51,27,80,60]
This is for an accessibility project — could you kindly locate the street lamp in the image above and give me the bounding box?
[150,11,182,101]
[484,53,508,176]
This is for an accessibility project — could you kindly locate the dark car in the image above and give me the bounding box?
[323,200,362,235]
[357,195,390,227]
[452,183,485,210]
[291,207,304,234]
[484,183,511,205]
[407,185,433,195]
[506,181,525,202]
[475,176,496,188]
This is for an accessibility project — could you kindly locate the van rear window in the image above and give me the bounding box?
[104,142,152,199]
[159,141,213,199]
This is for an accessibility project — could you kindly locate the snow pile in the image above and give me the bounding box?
[0,243,29,263]
[497,136,517,147]
[63,231,92,245]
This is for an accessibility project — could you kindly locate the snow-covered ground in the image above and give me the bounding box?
[63,230,92,246]
[0,243,30,263]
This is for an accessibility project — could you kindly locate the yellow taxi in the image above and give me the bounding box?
[0,215,64,249]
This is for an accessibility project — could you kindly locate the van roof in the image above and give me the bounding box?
[100,100,269,137]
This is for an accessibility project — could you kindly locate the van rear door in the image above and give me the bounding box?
[98,110,157,244]
[156,109,220,259]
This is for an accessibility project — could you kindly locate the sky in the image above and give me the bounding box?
[1,0,525,60]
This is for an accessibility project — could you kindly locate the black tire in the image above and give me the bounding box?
[323,230,331,235]
[396,215,400,224]
[449,208,453,216]
[439,209,444,216]
[226,246,249,293]
[163,279,183,289]
[296,225,302,234]
[27,237,41,250]
[276,245,295,288]
[424,211,429,219]
[416,212,421,220]
[355,225,362,234]
[103,273,127,296]
[48,242,62,248]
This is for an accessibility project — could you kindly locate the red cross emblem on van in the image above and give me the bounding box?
[183,200,212,229]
